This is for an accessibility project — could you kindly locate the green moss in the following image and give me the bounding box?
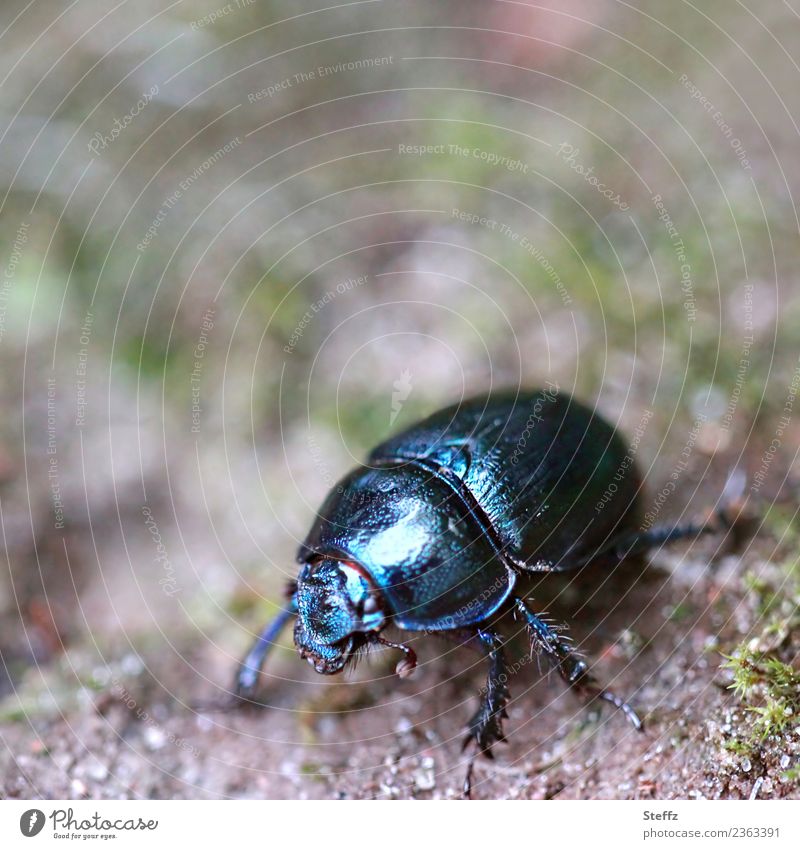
[782,765,800,783]
[721,648,800,745]
[721,512,800,758]
[749,699,795,741]
[721,652,761,701]
[722,738,754,757]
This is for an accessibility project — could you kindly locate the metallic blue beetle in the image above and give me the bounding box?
[235,389,730,795]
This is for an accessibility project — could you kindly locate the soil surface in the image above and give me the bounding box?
[1,0,799,804]
[3,519,797,801]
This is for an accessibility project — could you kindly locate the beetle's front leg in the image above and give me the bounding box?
[514,597,642,731]
[234,596,297,704]
[462,628,510,798]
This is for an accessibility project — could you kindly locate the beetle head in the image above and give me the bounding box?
[294,558,385,674]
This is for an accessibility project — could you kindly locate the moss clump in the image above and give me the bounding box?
[721,649,800,744]
[782,765,800,783]
[722,737,754,757]
[712,504,800,793]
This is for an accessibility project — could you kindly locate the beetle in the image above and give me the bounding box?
[235,387,735,795]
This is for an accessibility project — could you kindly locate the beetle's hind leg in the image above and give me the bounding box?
[462,628,510,798]
[514,597,642,731]
[579,467,749,568]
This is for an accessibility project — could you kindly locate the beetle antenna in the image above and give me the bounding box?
[375,635,418,679]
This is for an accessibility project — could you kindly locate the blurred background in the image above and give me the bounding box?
[1,0,799,799]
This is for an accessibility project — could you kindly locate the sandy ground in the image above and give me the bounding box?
[3,524,797,801]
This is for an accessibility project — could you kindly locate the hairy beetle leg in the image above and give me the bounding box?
[515,598,643,731]
[462,628,510,798]
[234,600,297,704]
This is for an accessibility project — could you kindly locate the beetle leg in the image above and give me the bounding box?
[514,597,642,731]
[559,519,714,572]
[234,597,297,704]
[462,628,510,798]
[572,468,749,569]
[615,519,714,561]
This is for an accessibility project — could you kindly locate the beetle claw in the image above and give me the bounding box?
[461,738,491,800]
[463,761,475,799]
[599,689,644,731]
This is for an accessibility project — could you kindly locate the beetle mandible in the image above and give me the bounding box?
[235,388,735,795]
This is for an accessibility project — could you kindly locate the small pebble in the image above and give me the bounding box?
[121,654,144,676]
[143,727,166,751]
[195,713,213,731]
[395,717,413,734]
[92,666,112,687]
[52,753,72,771]
[70,778,88,797]
[88,763,109,781]
[414,758,436,790]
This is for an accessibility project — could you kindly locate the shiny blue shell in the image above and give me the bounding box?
[299,390,642,631]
